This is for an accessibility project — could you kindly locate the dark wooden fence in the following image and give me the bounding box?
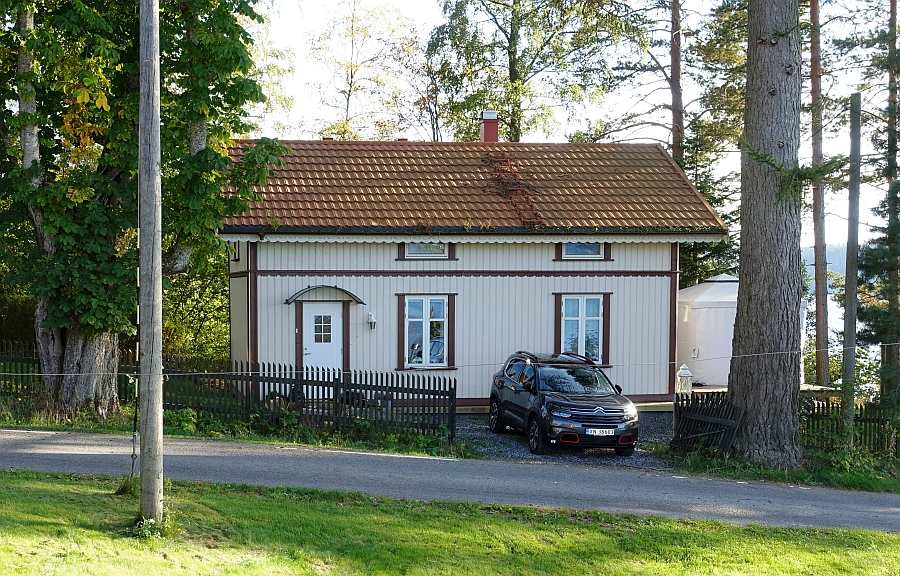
[673,391,899,458]
[671,392,744,454]
[0,340,37,361]
[0,348,458,441]
[161,362,457,440]
[801,398,899,458]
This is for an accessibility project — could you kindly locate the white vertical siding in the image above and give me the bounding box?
[228,241,248,274]
[258,241,669,272]
[229,275,249,361]
[247,241,674,399]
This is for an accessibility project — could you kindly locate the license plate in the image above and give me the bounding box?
[585,428,614,437]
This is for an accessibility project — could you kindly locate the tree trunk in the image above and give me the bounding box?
[727,0,803,468]
[670,0,684,166]
[842,92,861,444]
[810,0,830,388]
[35,303,120,416]
[58,330,119,416]
[34,299,63,402]
[507,0,522,142]
[883,0,900,403]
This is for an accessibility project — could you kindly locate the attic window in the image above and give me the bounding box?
[403,242,449,260]
[559,242,612,261]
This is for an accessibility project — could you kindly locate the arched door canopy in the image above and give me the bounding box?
[283,285,365,305]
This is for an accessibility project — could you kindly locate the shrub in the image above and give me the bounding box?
[163,408,198,435]
[129,508,180,540]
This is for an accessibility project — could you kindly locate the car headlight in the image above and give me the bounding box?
[549,405,572,418]
[623,404,638,422]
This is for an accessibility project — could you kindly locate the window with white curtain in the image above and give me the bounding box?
[405,296,448,367]
[561,295,603,361]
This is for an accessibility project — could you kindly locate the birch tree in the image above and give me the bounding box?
[310,0,419,139]
[428,0,645,142]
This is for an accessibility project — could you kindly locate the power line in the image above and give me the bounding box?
[0,341,885,377]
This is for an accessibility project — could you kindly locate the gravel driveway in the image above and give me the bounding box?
[458,411,673,469]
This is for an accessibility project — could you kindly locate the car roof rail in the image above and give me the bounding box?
[558,352,596,365]
[514,350,538,360]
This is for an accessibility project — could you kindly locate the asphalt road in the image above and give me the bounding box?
[2,429,899,532]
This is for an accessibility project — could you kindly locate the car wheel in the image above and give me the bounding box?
[488,398,505,433]
[615,446,635,456]
[528,418,548,455]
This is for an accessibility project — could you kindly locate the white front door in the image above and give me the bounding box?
[302,302,343,369]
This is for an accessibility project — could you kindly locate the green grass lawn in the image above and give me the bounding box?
[645,443,900,494]
[1,470,898,575]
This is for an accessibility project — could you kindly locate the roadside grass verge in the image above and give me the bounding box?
[0,470,898,575]
[0,399,478,459]
[646,442,900,493]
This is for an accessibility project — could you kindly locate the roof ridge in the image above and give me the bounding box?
[230,139,663,147]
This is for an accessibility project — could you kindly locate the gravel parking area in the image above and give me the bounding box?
[458,411,673,470]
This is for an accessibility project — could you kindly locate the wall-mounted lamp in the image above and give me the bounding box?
[367,312,377,330]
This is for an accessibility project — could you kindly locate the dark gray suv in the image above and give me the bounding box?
[488,352,639,455]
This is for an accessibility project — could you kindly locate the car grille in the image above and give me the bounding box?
[567,406,626,426]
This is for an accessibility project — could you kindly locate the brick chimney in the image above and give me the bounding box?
[480,110,498,143]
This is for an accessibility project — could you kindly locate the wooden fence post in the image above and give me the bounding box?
[448,377,457,442]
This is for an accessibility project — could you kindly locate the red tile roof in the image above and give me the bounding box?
[222,140,726,235]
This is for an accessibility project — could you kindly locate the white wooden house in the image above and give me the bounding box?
[220,117,726,405]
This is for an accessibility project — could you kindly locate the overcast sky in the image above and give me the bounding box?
[251,0,886,251]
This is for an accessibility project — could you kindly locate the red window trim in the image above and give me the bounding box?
[397,292,456,369]
[553,292,611,366]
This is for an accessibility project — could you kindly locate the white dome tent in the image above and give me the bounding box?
[677,274,739,387]
[677,274,807,388]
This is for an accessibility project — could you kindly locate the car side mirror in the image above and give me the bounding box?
[614,384,623,394]
[518,373,533,391]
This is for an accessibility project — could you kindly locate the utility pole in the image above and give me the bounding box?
[842,92,861,443]
[139,0,164,521]
[810,0,830,388]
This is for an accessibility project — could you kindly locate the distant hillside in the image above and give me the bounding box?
[802,244,847,277]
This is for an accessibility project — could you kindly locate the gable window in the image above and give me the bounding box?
[559,295,608,363]
[405,242,448,259]
[400,295,454,368]
[558,242,612,260]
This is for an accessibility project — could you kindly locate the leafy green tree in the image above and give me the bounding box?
[0,0,282,415]
[162,251,230,361]
[427,0,645,142]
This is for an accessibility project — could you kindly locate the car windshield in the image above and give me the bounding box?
[537,365,615,396]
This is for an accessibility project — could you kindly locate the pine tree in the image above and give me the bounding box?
[858,0,900,408]
[727,0,803,467]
